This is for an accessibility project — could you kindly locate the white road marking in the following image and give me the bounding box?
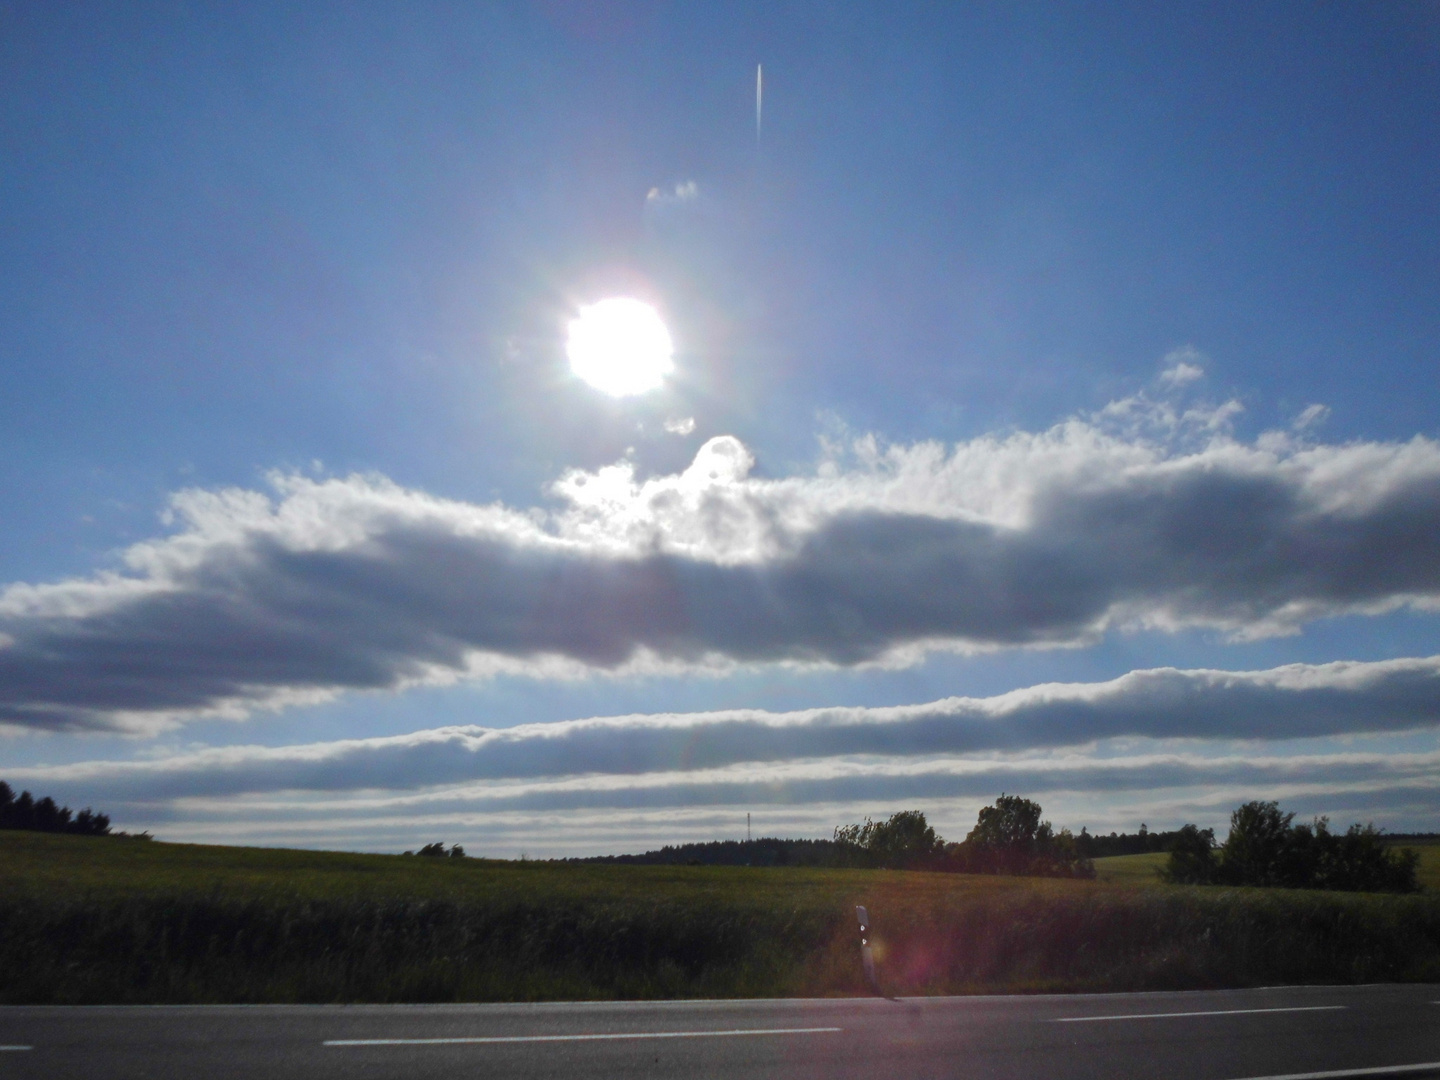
[1053,1005,1347,1023]
[0,1046,33,1051]
[325,1026,842,1047]
[1223,1062,1440,1080]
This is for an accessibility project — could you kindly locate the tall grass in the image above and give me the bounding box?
[3,832,1439,1004]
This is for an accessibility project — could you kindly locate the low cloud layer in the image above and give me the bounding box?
[13,655,1440,807]
[11,661,1440,853]
[5,398,1440,731]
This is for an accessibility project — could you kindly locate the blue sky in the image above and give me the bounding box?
[3,2,1440,854]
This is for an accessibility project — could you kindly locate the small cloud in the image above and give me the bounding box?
[1293,404,1331,431]
[646,180,699,206]
[1159,345,1206,386]
[664,417,696,436]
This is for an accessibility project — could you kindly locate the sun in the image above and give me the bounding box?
[566,298,674,397]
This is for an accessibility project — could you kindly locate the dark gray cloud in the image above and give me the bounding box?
[5,406,1440,731]
[14,655,1440,802]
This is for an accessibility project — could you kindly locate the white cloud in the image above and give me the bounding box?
[663,416,696,436]
[645,180,699,207]
[5,397,1440,731]
[1159,345,1206,385]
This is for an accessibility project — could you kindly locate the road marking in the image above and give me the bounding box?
[0,1046,32,1052]
[1223,1062,1440,1080]
[1052,1005,1347,1023]
[325,1026,842,1047]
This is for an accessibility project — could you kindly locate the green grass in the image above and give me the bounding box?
[1395,839,1440,892]
[1093,852,1169,884]
[3,831,1440,1005]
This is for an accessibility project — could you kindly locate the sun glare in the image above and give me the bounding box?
[566,298,674,397]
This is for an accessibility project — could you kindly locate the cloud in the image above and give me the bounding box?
[5,398,1440,731]
[1160,345,1206,385]
[645,180,699,207]
[663,416,696,435]
[12,655,1440,803]
[648,181,699,202]
[10,656,1440,851]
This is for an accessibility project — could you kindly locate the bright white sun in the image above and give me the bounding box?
[566,297,674,397]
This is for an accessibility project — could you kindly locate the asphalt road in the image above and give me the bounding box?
[2,984,1438,1080]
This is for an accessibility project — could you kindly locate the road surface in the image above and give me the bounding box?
[2,983,1438,1079]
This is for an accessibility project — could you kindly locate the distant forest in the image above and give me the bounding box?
[0,781,112,836]
[575,837,840,867]
[571,827,1199,867]
[573,816,1436,873]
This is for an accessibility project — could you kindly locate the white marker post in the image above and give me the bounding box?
[855,905,877,992]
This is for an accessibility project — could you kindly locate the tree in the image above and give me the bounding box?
[1160,824,1217,884]
[1162,802,1418,893]
[965,794,1048,851]
[0,781,110,836]
[947,795,1094,878]
[833,811,944,869]
[1217,801,1295,887]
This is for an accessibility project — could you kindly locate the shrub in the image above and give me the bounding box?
[413,843,466,859]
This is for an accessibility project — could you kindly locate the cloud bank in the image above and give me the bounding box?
[9,655,1440,852]
[13,654,1440,800]
[5,398,1440,731]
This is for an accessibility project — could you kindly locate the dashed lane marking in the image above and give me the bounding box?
[1052,1005,1347,1023]
[325,1026,842,1047]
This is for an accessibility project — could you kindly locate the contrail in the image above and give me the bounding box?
[756,63,763,142]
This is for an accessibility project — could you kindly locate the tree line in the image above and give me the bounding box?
[574,795,1422,894]
[0,781,112,836]
[832,797,1096,877]
[1163,801,1419,892]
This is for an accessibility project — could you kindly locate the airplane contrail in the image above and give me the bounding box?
[756,63,763,142]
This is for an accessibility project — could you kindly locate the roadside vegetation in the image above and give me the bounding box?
[2,794,1438,1005]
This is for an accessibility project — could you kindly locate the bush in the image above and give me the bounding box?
[412,843,466,859]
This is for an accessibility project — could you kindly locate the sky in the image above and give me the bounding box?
[3,1,1440,855]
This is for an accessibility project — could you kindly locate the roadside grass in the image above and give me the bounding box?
[3,832,1440,1005]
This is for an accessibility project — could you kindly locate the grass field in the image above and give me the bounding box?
[4,831,1440,1005]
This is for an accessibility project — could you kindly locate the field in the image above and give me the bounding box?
[4,831,1440,1005]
